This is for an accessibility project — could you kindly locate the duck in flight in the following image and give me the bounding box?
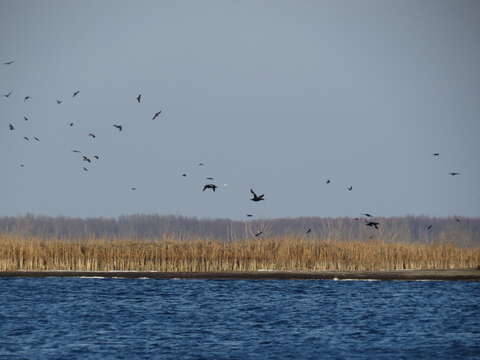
[3,61,14,65]
[4,91,12,98]
[72,90,80,97]
[362,213,373,218]
[69,122,74,127]
[24,96,30,102]
[24,116,28,121]
[250,189,265,202]
[347,186,353,191]
[306,228,312,234]
[449,172,460,176]
[88,133,96,138]
[152,111,162,120]
[34,137,40,142]
[23,136,29,141]
[426,225,432,230]
[365,221,380,230]
[203,184,218,192]
[9,123,14,131]
[246,214,253,217]
[93,155,99,160]
[136,94,141,103]
[113,124,123,131]
[433,153,439,157]
[326,179,331,184]
[82,156,91,163]
[255,231,263,237]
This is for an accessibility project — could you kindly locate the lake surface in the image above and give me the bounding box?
[0,278,479,359]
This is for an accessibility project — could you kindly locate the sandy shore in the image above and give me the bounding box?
[1,269,479,280]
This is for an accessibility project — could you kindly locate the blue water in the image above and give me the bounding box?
[0,278,479,359]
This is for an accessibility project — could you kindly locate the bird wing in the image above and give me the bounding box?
[250,189,257,197]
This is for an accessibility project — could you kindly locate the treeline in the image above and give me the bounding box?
[0,214,479,245]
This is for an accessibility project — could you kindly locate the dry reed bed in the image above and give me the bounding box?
[0,234,479,272]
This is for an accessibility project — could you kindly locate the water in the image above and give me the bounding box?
[0,278,479,359]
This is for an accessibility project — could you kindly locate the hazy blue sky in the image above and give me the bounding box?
[1,0,479,219]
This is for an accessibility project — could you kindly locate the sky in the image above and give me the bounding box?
[1,0,479,219]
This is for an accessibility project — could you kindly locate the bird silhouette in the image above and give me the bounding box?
[306,228,312,234]
[362,213,373,218]
[206,177,214,180]
[326,179,331,184]
[255,231,263,237]
[24,96,30,102]
[72,90,80,97]
[449,172,460,176]
[152,111,162,120]
[365,221,380,230]
[23,137,29,141]
[203,184,218,192]
[433,153,439,157]
[82,156,91,163]
[182,173,187,177]
[347,186,353,191]
[69,122,74,127]
[4,91,12,98]
[136,94,141,103]
[250,189,265,202]
[426,225,432,230]
[9,123,14,131]
[93,155,99,160]
[82,167,88,172]
[455,218,461,223]
[20,164,24,168]
[56,100,63,104]
[198,163,205,166]
[88,133,96,138]
[3,61,14,65]
[113,124,123,131]
[34,137,40,142]
[131,187,137,191]
[72,150,81,153]
[246,214,253,217]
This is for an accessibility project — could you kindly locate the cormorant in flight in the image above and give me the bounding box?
[82,156,91,163]
[88,133,96,138]
[326,179,331,184]
[82,167,88,172]
[72,150,81,153]
[3,61,14,65]
[34,137,40,141]
[426,225,432,230]
[23,136,29,141]
[24,116,28,121]
[9,123,14,131]
[433,153,439,157]
[72,90,80,97]
[4,91,12,98]
[449,172,460,176]
[56,99,63,104]
[347,186,353,191]
[203,184,218,192]
[250,189,265,202]
[246,214,253,217]
[136,94,141,103]
[365,221,380,230]
[362,213,373,217]
[152,111,162,120]
[255,231,263,237]
[113,124,123,131]
[24,96,30,102]
[306,228,312,234]
[93,155,99,160]
[69,122,74,127]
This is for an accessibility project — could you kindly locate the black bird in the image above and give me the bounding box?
[198,163,205,166]
[326,179,331,184]
[455,218,461,223]
[250,189,265,202]
[246,214,253,217]
[136,94,141,103]
[56,99,63,104]
[23,136,29,141]
[113,124,123,131]
[206,177,214,180]
[82,156,91,163]
[3,61,14,65]
[24,96,30,102]
[69,122,74,127]
[365,221,380,230]
[203,184,218,192]
[24,116,28,121]
[306,228,312,234]
[449,172,460,176]
[72,150,81,153]
[347,186,353,191]
[152,111,162,120]
[93,155,99,160]
[131,187,137,191]
[88,133,96,138]
[9,123,14,131]
[34,137,40,142]
[255,231,263,237]
[433,153,440,157]
[426,225,433,230]
[82,167,88,172]
[362,213,373,218]
[182,173,187,177]
[20,164,24,168]
[4,91,12,98]
[72,90,80,97]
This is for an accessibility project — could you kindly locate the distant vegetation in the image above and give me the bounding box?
[0,214,479,246]
[1,234,479,272]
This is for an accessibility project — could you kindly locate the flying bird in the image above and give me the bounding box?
[9,123,14,131]
[250,189,265,202]
[182,173,187,177]
[24,116,28,121]
[4,91,12,98]
[255,231,263,237]
[246,214,253,217]
[365,221,380,230]
[433,153,439,157]
[455,218,461,223]
[3,61,14,65]
[306,228,312,234]
[69,122,74,127]
[88,133,96,138]
[198,163,205,166]
[326,179,331,184]
[20,164,24,168]
[131,187,137,191]
[113,124,123,131]
[152,111,162,120]
[362,213,373,218]
[56,100,63,104]
[347,186,353,191]
[426,225,433,230]
[93,155,99,160]
[24,96,30,102]
[203,184,218,192]
[82,156,91,163]
[72,150,81,153]
[82,167,88,172]
[136,94,141,103]
[34,137,40,142]
[206,177,214,180]
[23,137,29,141]
[72,90,80,97]
[449,172,460,176]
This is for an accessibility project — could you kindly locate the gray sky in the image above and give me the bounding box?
[1,0,479,219]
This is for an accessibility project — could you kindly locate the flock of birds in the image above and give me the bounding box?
[2,59,464,237]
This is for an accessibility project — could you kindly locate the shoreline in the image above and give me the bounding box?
[1,269,479,281]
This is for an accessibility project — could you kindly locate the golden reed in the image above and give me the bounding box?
[0,234,479,272]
